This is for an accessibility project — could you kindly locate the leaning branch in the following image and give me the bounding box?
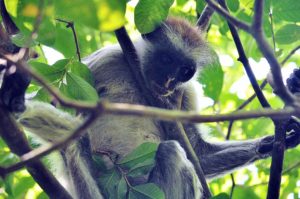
[217,0,270,108]
[205,0,295,106]
[0,106,72,199]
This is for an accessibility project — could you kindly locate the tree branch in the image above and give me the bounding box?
[0,0,18,35]
[267,121,287,199]
[205,0,251,31]
[196,5,214,31]
[217,0,270,109]
[0,106,72,199]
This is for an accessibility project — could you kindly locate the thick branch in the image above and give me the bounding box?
[252,0,263,31]
[0,0,18,35]
[0,106,72,199]
[267,121,287,199]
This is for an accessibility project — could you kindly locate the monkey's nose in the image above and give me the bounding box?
[164,77,175,89]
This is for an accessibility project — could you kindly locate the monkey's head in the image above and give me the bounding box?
[141,18,210,97]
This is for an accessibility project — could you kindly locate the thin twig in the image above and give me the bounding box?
[206,0,295,105]
[196,5,214,31]
[205,0,251,31]
[282,160,300,175]
[217,0,270,109]
[269,11,276,51]
[56,18,81,62]
[281,45,300,65]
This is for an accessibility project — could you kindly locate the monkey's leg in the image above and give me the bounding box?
[64,143,104,199]
[18,101,104,198]
[149,140,202,199]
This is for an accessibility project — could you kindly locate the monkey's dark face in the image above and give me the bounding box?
[142,46,196,97]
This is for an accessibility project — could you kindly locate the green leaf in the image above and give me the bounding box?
[4,174,14,196]
[92,154,107,171]
[275,24,300,44]
[29,60,65,83]
[127,159,155,177]
[11,33,37,47]
[227,0,239,12]
[117,178,127,199]
[233,186,260,199]
[55,0,126,31]
[98,169,122,197]
[129,183,165,199]
[198,51,224,101]
[118,142,158,169]
[273,0,300,23]
[33,88,51,102]
[176,0,188,7]
[5,0,56,45]
[13,176,35,198]
[196,0,205,14]
[210,193,230,199]
[69,61,94,86]
[134,0,174,34]
[66,72,99,102]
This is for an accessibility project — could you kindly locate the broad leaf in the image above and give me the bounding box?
[275,24,300,44]
[134,0,174,34]
[273,0,300,23]
[29,60,65,83]
[127,159,155,177]
[5,0,56,46]
[66,73,99,102]
[55,0,126,31]
[128,183,165,199]
[117,178,127,199]
[198,51,224,101]
[227,0,239,12]
[98,169,122,197]
[211,193,230,199]
[118,142,158,169]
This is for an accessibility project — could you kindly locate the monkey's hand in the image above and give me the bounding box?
[257,117,300,157]
[0,67,31,112]
[287,68,300,95]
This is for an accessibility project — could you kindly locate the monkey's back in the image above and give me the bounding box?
[83,45,161,158]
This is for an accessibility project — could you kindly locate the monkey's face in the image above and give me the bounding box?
[142,46,196,97]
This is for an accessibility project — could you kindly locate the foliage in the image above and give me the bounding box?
[0,0,299,198]
[93,142,164,199]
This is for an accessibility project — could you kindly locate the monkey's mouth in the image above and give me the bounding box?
[150,81,174,97]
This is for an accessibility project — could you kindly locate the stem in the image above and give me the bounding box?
[56,19,81,62]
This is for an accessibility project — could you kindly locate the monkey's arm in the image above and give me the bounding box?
[182,80,300,179]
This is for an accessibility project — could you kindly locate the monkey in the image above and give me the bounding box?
[2,17,300,199]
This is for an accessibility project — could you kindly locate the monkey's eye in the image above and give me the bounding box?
[178,66,195,82]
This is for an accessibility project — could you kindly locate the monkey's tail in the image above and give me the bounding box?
[17,101,82,143]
